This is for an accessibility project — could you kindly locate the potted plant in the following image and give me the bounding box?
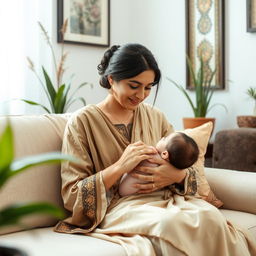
[167,56,227,130]
[237,87,256,128]
[0,121,78,256]
[19,21,92,113]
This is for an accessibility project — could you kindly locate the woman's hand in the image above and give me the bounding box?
[102,141,158,191]
[115,141,157,175]
[131,157,187,194]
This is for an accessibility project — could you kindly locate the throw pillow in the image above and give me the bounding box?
[180,121,223,208]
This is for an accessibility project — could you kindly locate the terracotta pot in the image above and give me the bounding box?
[183,117,215,131]
[237,115,256,128]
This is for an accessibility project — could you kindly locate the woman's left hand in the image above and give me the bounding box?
[131,157,187,194]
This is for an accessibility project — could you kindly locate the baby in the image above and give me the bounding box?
[119,132,199,196]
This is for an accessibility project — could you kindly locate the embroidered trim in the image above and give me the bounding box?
[54,221,92,234]
[169,167,197,195]
[115,123,133,141]
[186,167,197,195]
[82,175,97,223]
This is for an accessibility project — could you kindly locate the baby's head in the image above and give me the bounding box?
[156,132,199,169]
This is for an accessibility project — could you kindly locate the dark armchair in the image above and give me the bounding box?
[213,128,256,172]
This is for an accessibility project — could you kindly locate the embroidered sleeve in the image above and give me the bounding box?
[184,167,198,195]
[169,167,197,196]
[55,114,110,234]
[55,172,109,234]
[82,175,97,225]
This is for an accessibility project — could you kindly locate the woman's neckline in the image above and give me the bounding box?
[95,104,136,126]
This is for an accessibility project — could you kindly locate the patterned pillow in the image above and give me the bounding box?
[180,122,223,208]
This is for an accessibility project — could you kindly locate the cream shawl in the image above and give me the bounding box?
[55,103,175,232]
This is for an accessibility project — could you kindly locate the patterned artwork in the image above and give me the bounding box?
[57,0,110,46]
[247,0,256,32]
[70,0,101,36]
[186,0,225,89]
[252,1,256,28]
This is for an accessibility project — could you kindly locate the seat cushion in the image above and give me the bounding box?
[0,114,69,235]
[205,168,256,215]
[0,213,254,255]
[220,209,256,238]
[0,227,126,256]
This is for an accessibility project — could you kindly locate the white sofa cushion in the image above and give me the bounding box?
[220,209,256,238]
[0,114,69,234]
[0,227,126,256]
[205,167,256,215]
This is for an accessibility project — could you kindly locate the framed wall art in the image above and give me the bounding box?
[247,0,256,32]
[185,0,225,90]
[57,0,110,47]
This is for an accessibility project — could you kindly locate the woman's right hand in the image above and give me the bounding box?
[102,141,157,191]
[115,141,157,175]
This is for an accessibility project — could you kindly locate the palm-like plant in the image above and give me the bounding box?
[0,121,78,228]
[167,56,226,117]
[246,87,256,116]
[21,20,92,113]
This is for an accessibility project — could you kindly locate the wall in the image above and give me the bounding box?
[25,1,256,139]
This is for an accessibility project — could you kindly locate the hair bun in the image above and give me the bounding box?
[97,45,120,75]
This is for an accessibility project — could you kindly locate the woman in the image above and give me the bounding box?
[55,44,256,255]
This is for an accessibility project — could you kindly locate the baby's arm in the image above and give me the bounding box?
[118,155,159,196]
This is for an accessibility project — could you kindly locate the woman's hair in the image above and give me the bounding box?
[97,43,161,104]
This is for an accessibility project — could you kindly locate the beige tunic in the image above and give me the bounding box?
[55,104,256,256]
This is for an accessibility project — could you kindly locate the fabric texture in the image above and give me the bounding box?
[180,122,224,208]
[213,128,256,172]
[54,104,256,256]
[221,209,256,239]
[93,191,256,256]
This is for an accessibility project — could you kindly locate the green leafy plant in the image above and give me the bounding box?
[0,121,78,228]
[167,56,227,117]
[21,20,92,113]
[246,87,256,116]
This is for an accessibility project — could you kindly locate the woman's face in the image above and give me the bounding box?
[108,70,156,110]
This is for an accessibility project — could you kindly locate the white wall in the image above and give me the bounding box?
[25,0,256,139]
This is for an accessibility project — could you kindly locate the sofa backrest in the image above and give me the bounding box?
[0,114,70,235]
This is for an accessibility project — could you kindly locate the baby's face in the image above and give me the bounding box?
[156,132,178,153]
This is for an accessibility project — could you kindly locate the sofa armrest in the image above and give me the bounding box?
[205,167,256,214]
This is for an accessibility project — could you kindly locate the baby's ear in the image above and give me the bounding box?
[160,150,169,160]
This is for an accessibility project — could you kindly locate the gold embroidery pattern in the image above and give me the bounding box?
[82,175,97,223]
[55,221,80,233]
[169,167,197,195]
[54,221,92,233]
[115,123,133,141]
[186,167,197,195]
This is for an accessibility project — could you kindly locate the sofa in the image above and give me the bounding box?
[0,114,255,256]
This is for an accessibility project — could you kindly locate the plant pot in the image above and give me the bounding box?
[183,117,215,131]
[237,115,256,128]
[0,246,28,256]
